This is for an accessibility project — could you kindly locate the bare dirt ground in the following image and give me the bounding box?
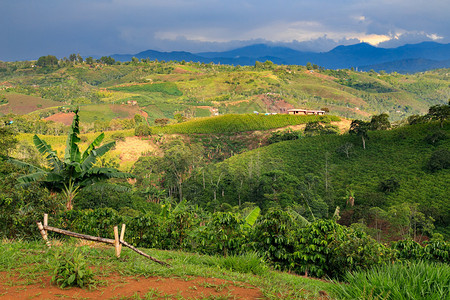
[0,272,264,299]
[0,94,61,115]
[44,112,75,125]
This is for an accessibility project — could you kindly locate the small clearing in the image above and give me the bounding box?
[114,136,159,161]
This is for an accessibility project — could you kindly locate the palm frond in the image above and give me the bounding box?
[64,109,81,164]
[8,158,45,173]
[33,135,62,171]
[81,132,105,161]
[81,141,115,171]
[287,208,310,227]
[244,207,261,228]
[88,167,134,179]
[17,172,47,185]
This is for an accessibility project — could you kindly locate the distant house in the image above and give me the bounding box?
[127,100,138,106]
[287,109,326,115]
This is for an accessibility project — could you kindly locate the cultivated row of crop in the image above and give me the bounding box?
[152,114,340,134]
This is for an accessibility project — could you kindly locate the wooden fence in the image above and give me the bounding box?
[36,214,170,267]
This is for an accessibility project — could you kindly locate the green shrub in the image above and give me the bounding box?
[251,209,297,270]
[427,149,450,172]
[51,247,94,288]
[392,239,450,263]
[193,212,246,256]
[134,124,152,136]
[329,231,394,279]
[292,219,345,278]
[268,129,302,144]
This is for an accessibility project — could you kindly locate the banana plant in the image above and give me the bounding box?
[10,109,133,210]
[243,206,261,228]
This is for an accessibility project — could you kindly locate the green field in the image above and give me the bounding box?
[153,114,341,134]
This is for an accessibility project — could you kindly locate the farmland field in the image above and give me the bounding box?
[0,93,61,115]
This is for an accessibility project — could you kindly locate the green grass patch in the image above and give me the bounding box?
[330,261,450,300]
[0,240,335,299]
[109,82,183,96]
[78,104,117,122]
[195,108,211,118]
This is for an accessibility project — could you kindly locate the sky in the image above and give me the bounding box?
[1,0,449,61]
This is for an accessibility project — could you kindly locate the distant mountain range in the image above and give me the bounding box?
[110,42,450,73]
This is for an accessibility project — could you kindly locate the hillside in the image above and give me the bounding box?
[0,60,449,125]
[186,121,450,237]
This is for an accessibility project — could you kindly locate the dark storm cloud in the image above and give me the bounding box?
[1,0,448,61]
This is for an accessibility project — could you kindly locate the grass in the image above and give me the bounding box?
[0,240,334,299]
[330,261,450,300]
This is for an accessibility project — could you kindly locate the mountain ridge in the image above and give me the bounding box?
[110,42,450,73]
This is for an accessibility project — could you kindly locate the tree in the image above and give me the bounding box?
[336,142,354,158]
[427,102,450,128]
[349,120,370,149]
[36,55,58,67]
[304,122,339,136]
[160,141,204,202]
[99,56,116,65]
[69,53,77,62]
[85,57,94,65]
[9,109,132,210]
[370,113,391,130]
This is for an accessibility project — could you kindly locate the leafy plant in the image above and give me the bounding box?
[9,109,133,210]
[51,247,94,288]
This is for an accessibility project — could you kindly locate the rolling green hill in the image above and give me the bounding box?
[190,120,450,236]
[0,60,448,124]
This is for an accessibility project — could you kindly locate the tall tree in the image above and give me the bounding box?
[349,120,370,149]
[10,109,132,210]
[427,102,450,128]
[370,113,391,130]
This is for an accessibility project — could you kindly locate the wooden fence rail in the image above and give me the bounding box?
[36,214,170,267]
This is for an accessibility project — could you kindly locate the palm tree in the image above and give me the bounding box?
[10,109,133,210]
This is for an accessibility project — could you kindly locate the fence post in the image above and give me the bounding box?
[119,224,126,256]
[114,226,120,258]
[37,222,51,248]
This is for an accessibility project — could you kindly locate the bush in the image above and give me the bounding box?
[292,219,345,277]
[268,129,302,144]
[426,149,450,172]
[425,130,447,145]
[134,124,152,136]
[250,209,297,270]
[329,231,394,279]
[193,212,246,256]
[51,247,94,288]
[392,239,450,263]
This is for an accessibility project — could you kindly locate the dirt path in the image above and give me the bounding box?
[0,272,263,299]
